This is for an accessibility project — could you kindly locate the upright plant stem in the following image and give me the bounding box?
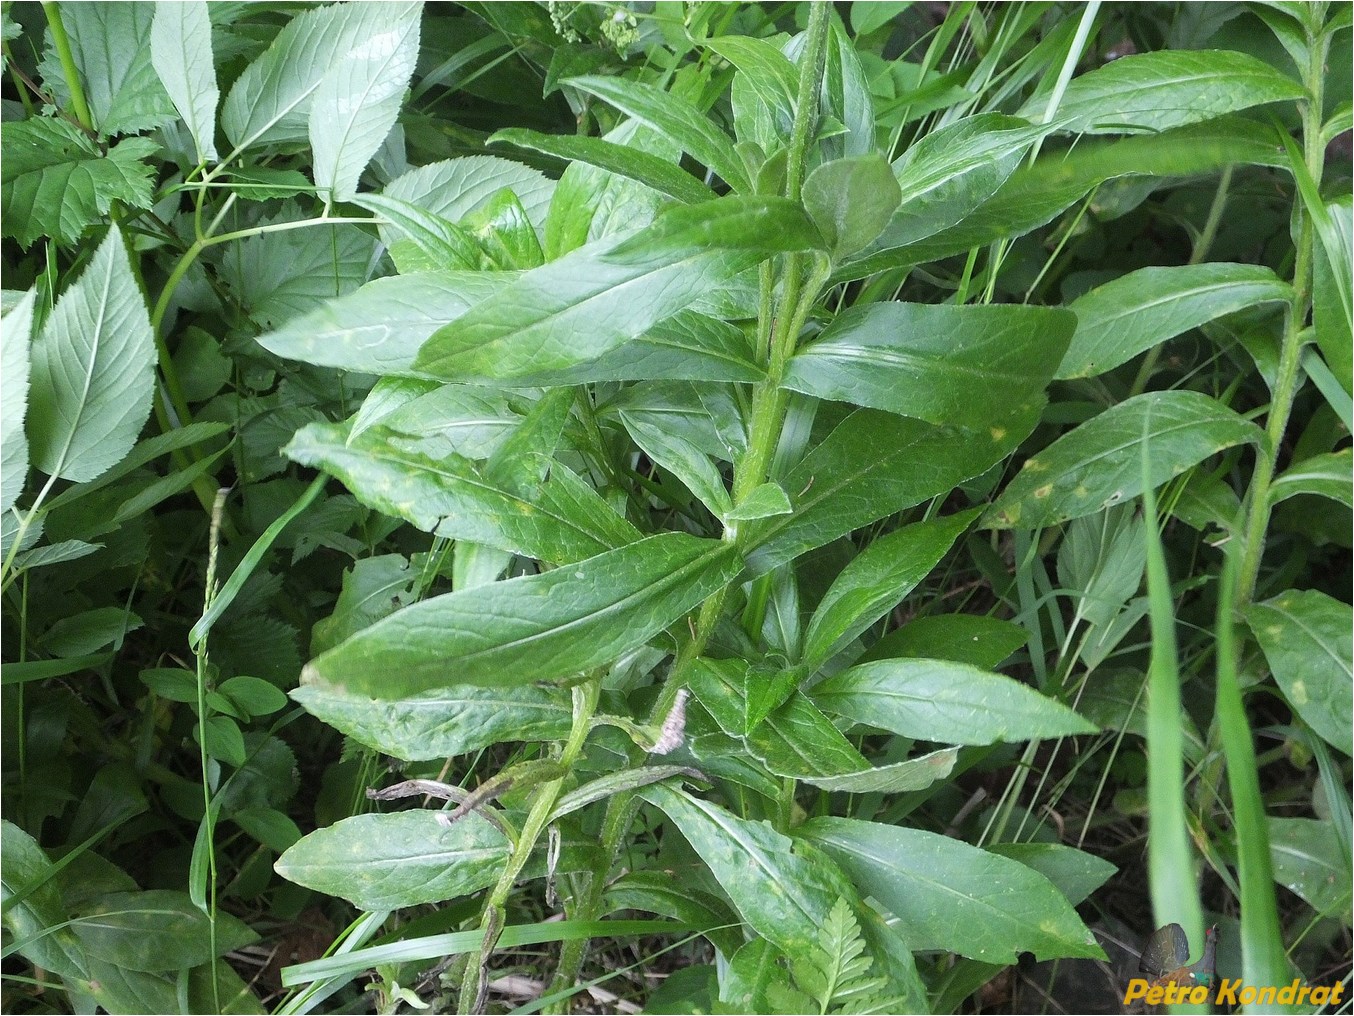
[41,3,92,131]
[458,681,600,1014]
[545,7,834,1007]
[1234,24,1327,607]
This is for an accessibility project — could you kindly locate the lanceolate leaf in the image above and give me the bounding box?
[274,811,508,910]
[564,75,749,191]
[637,783,848,963]
[1057,263,1292,379]
[290,684,573,761]
[1,291,35,516]
[256,271,514,374]
[309,2,421,201]
[983,391,1266,530]
[28,230,156,483]
[802,510,979,672]
[783,302,1074,426]
[1026,50,1306,135]
[746,406,1037,576]
[801,817,1105,963]
[1268,449,1354,508]
[285,420,639,564]
[303,533,741,697]
[1245,590,1352,755]
[490,128,714,205]
[150,1,219,163]
[812,659,1096,745]
[412,196,821,380]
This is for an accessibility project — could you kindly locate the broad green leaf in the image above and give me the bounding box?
[274,810,508,910]
[819,20,876,158]
[850,1,909,34]
[637,783,847,963]
[606,381,748,462]
[150,1,219,162]
[1056,503,1147,631]
[688,659,956,793]
[1268,818,1352,915]
[38,2,175,137]
[285,420,638,564]
[256,271,512,374]
[565,75,749,191]
[1268,449,1354,508]
[294,682,574,762]
[813,659,1095,745]
[39,606,141,658]
[602,871,744,959]
[841,117,1290,278]
[382,156,555,235]
[0,121,158,248]
[310,1,421,200]
[620,411,731,517]
[865,114,1049,255]
[310,554,418,656]
[490,128,713,205]
[1025,50,1305,134]
[71,890,255,973]
[862,615,1028,668]
[219,676,288,718]
[985,843,1117,907]
[2,820,89,981]
[783,302,1074,426]
[217,215,375,329]
[12,539,101,572]
[726,482,793,523]
[802,510,978,672]
[354,382,517,459]
[746,406,1036,576]
[221,1,408,151]
[802,154,901,257]
[1245,589,1352,755]
[413,196,822,381]
[1,290,34,515]
[304,533,741,697]
[1057,263,1292,379]
[509,311,763,386]
[800,817,1105,962]
[983,391,1265,530]
[354,193,481,273]
[1313,194,1352,393]
[28,229,156,483]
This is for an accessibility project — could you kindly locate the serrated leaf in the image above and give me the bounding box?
[801,817,1105,963]
[1026,49,1305,134]
[1245,589,1352,755]
[285,420,638,564]
[813,658,1095,745]
[304,533,741,697]
[745,406,1036,577]
[222,1,407,151]
[39,3,176,137]
[274,810,508,910]
[413,195,822,381]
[28,229,155,483]
[310,2,421,200]
[802,511,978,673]
[784,302,1074,427]
[150,1,219,162]
[983,391,1265,530]
[1,121,158,247]
[1058,263,1292,379]
[1,290,34,515]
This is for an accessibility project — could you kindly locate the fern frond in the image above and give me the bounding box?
[789,898,890,1015]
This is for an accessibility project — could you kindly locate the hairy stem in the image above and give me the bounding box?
[458,681,599,1014]
[1234,23,1327,607]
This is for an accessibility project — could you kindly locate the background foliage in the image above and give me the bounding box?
[1,2,1350,1013]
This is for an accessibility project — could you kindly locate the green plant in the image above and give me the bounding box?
[2,2,1349,1014]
